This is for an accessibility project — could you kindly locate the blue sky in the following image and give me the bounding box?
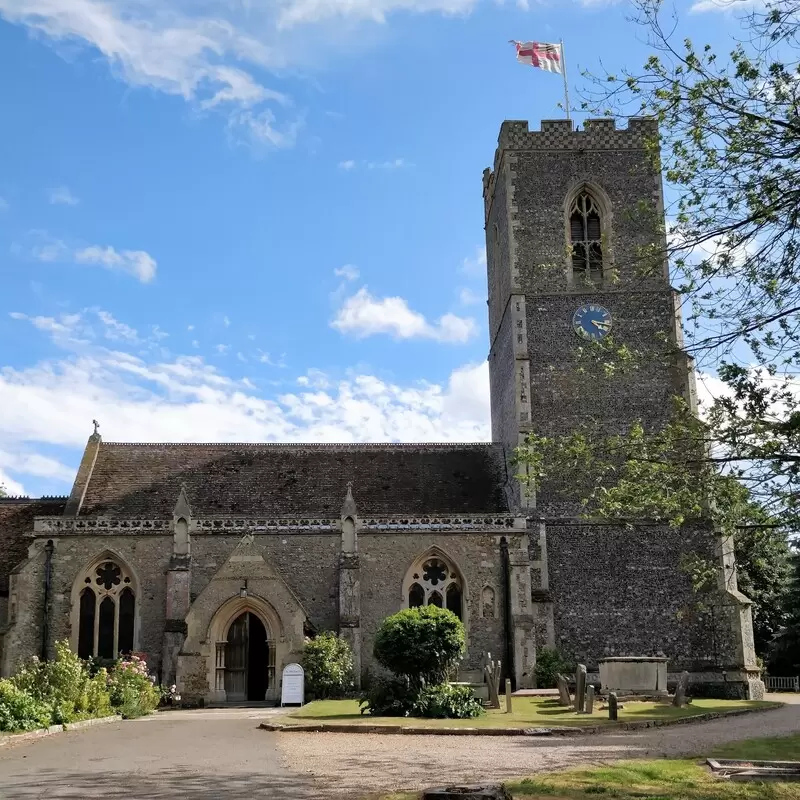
[0,0,748,497]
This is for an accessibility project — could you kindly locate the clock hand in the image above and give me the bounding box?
[592,320,611,330]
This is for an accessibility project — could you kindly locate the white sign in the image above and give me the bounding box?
[281,663,305,706]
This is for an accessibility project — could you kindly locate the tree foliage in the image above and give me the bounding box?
[302,632,354,700]
[372,606,465,690]
[544,0,800,541]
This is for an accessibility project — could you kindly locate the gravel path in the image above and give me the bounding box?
[277,695,800,796]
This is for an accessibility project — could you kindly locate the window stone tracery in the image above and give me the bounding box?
[74,558,136,660]
[404,553,463,620]
[569,190,604,281]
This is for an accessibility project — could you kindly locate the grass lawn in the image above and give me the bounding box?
[275,696,776,729]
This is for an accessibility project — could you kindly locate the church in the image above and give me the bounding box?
[0,118,763,702]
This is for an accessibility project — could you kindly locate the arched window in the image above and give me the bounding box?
[569,191,603,281]
[404,553,464,620]
[74,558,136,660]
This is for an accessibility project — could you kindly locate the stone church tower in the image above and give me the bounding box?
[483,118,761,699]
[0,118,762,702]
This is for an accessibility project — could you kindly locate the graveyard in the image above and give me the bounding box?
[268,695,776,731]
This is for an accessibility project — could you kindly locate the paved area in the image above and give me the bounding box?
[278,695,800,796]
[0,696,796,799]
[0,709,318,800]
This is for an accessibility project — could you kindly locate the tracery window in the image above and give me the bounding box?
[75,559,136,660]
[406,555,463,620]
[569,191,603,281]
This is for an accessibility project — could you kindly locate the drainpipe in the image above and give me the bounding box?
[41,540,54,661]
[500,536,515,691]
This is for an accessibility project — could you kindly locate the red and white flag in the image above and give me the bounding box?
[510,41,563,74]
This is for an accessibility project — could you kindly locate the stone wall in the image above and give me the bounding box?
[358,531,521,678]
[544,520,739,672]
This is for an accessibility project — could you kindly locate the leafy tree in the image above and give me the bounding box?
[372,606,465,691]
[517,0,800,542]
[767,552,800,675]
[302,632,354,699]
[517,0,799,648]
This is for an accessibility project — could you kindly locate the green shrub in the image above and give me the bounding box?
[0,680,51,732]
[9,641,109,725]
[373,607,465,690]
[303,633,354,699]
[413,683,484,719]
[534,647,575,689]
[359,676,418,717]
[107,655,159,719]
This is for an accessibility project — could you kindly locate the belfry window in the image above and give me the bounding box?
[405,555,463,620]
[569,191,603,280]
[75,559,136,660]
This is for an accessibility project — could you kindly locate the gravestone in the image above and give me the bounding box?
[608,691,618,721]
[505,679,513,713]
[672,670,690,708]
[574,664,587,713]
[586,685,595,714]
[556,674,571,707]
[483,652,502,710]
[281,663,305,707]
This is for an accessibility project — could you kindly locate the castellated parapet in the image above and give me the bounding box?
[483,118,659,220]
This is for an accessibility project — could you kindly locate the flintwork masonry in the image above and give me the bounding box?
[0,119,762,701]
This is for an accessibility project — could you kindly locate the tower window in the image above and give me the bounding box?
[569,192,603,280]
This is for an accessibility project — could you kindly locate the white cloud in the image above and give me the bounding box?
[461,246,487,276]
[0,469,26,497]
[367,158,409,170]
[216,344,230,354]
[334,264,359,281]
[458,287,483,306]
[47,185,79,206]
[691,0,762,10]
[338,160,356,170]
[331,286,477,343]
[0,308,491,490]
[74,245,157,283]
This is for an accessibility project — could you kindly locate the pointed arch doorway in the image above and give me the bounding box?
[224,611,272,702]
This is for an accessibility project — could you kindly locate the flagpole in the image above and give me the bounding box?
[560,39,571,120]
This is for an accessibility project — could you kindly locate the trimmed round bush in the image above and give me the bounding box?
[303,632,354,700]
[0,680,51,732]
[359,676,417,717]
[373,606,465,689]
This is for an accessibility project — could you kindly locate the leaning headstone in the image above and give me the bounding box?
[608,691,618,721]
[586,685,595,714]
[505,679,513,713]
[483,652,502,710]
[556,674,571,707]
[672,670,690,708]
[574,664,587,713]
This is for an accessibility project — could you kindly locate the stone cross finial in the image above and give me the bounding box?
[92,419,100,435]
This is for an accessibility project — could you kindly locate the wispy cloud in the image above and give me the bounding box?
[47,186,79,206]
[458,287,484,306]
[367,158,410,170]
[331,286,477,343]
[0,307,490,493]
[334,264,359,281]
[25,234,157,283]
[74,245,157,283]
[461,246,486,276]
[338,160,356,170]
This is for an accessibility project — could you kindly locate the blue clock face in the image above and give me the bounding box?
[572,304,612,341]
